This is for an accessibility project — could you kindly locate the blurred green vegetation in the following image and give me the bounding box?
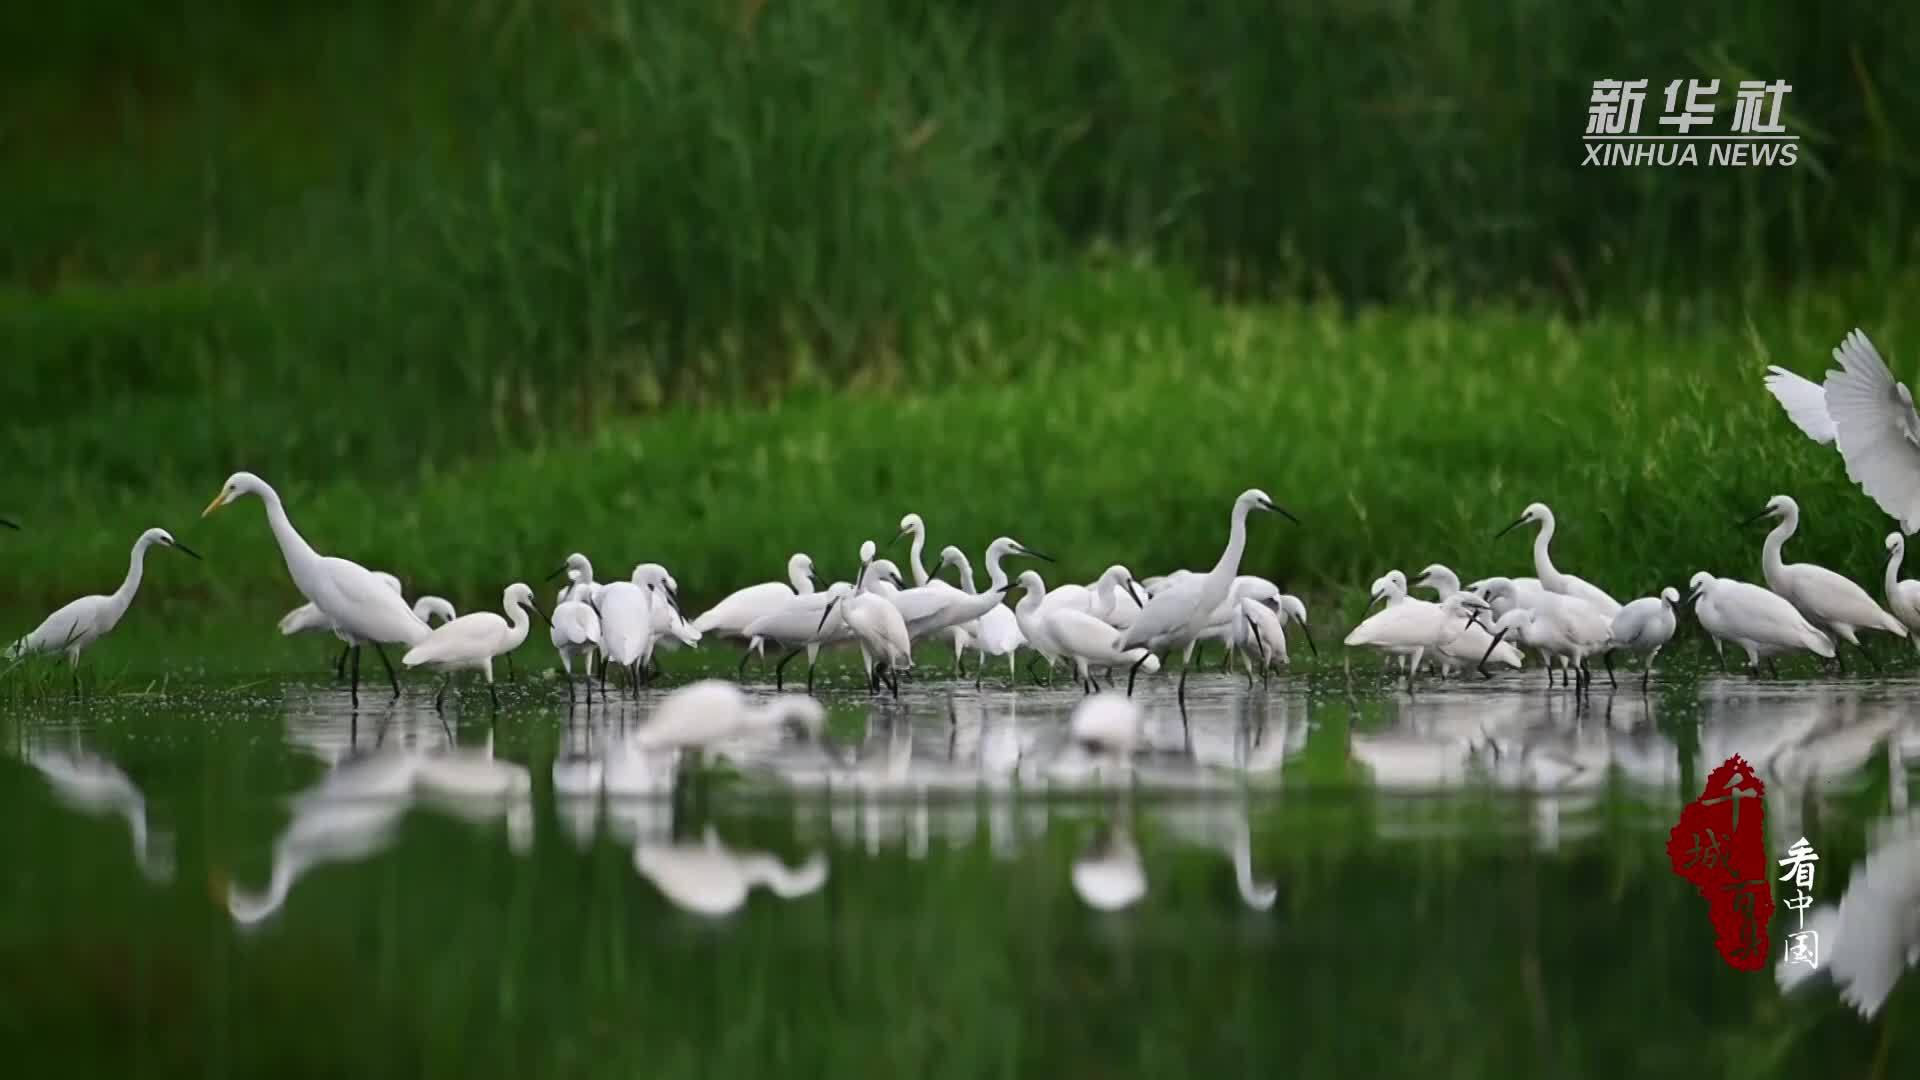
[3,0,1919,635]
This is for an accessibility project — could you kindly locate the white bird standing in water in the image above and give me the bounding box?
[280,572,453,679]
[549,588,602,702]
[203,472,429,700]
[1608,587,1681,689]
[6,527,200,687]
[941,545,1027,684]
[633,563,701,658]
[817,554,913,697]
[693,553,818,674]
[1765,329,1920,532]
[1412,566,1523,675]
[1883,533,1920,650]
[1232,593,1314,684]
[1744,494,1907,671]
[896,513,974,674]
[1494,502,1621,617]
[402,583,545,710]
[1687,571,1835,674]
[742,583,852,693]
[1118,488,1296,697]
[1475,578,1614,687]
[1045,606,1162,694]
[1012,570,1068,683]
[597,577,661,694]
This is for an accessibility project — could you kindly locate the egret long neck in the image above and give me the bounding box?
[907,530,929,586]
[1209,502,1252,579]
[789,560,814,594]
[953,556,979,595]
[1761,513,1796,587]
[1432,568,1460,595]
[1888,545,1905,599]
[983,548,1011,593]
[503,596,533,649]
[260,487,324,584]
[1531,517,1562,590]
[109,536,155,616]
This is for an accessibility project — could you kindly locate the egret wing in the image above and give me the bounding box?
[1825,329,1920,533]
[1763,366,1837,445]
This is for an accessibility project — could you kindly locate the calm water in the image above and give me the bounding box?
[2,666,1915,1078]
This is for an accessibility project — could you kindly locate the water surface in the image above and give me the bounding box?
[3,668,1914,1077]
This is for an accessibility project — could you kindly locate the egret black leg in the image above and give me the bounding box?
[1178,652,1192,705]
[1126,654,1150,696]
[334,645,350,681]
[350,646,362,704]
[774,648,801,691]
[489,679,501,709]
[1855,639,1880,672]
[737,650,753,681]
[1768,658,1782,679]
[370,643,402,698]
[1603,651,1617,688]
[506,654,516,682]
[435,675,450,711]
[1026,655,1046,685]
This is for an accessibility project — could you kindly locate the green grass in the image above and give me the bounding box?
[4,270,1916,661]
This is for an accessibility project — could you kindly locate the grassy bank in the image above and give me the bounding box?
[3,271,1914,652]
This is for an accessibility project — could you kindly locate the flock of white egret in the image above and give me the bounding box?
[9,328,1920,708]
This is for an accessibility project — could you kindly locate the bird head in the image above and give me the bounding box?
[202,471,267,517]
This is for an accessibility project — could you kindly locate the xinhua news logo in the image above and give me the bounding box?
[1584,79,1797,168]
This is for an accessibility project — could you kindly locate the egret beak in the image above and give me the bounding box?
[888,572,905,588]
[1260,498,1301,524]
[1687,586,1705,605]
[666,585,682,617]
[891,528,911,547]
[815,599,840,634]
[525,600,550,626]
[1738,508,1773,527]
[0,517,18,530]
[1477,629,1510,679]
[1016,543,1055,562]
[1493,516,1527,539]
[200,492,226,518]
[1367,588,1387,610]
[544,564,569,581]
[1122,578,1144,608]
[807,570,821,589]
[171,541,203,561]
[1295,616,1319,656]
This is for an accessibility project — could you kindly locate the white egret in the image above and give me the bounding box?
[1232,593,1315,684]
[1764,329,1920,532]
[940,543,1034,685]
[281,573,453,679]
[634,827,829,917]
[1046,607,1162,693]
[633,563,701,659]
[1687,571,1835,674]
[1744,494,1907,670]
[1413,566,1523,676]
[6,527,200,687]
[545,552,597,605]
[1494,502,1621,617]
[1883,533,1920,649]
[743,583,853,693]
[1476,578,1614,687]
[597,578,661,693]
[1608,587,1681,689]
[1345,589,1492,688]
[1774,811,1920,1020]
[1042,565,1144,623]
[401,583,544,709]
[203,472,429,700]
[693,553,817,674]
[633,680,826,751]
[549,588,602,702]
[896,512,974,674]
[885,537,1049,672]
[1342,571,1426,674]
[1011,570,1068,683]
[817,555,913,697]
[1118,488,1296,697]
